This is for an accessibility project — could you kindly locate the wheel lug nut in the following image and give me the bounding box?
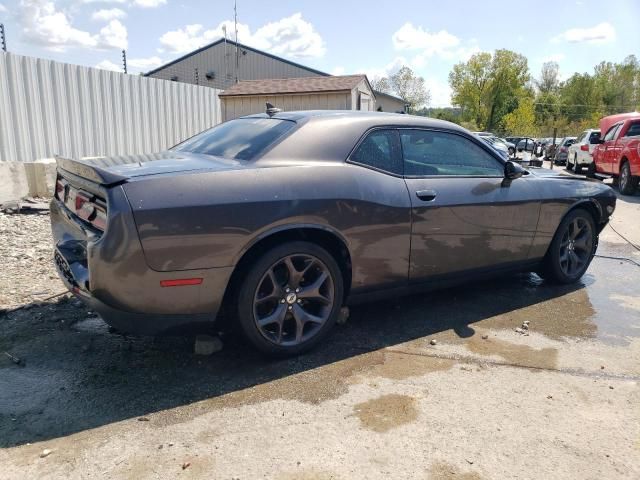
[288,305,292,310]
[297,299,302,304]
[280,299,285,303]
[295,288,300,293]
[285,287,290,293]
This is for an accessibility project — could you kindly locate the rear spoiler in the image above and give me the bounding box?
[55,155,127,186]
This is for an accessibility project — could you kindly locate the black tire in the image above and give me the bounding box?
[541,209,597,284]
[586,162,596,178]
[237,241,344,356]
[618,161,639,195]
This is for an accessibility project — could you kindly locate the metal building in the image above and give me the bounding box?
[145,38,406,114]
[145,39,327,90]
[218,75,375,121]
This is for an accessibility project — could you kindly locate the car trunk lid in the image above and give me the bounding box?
[55,151,244,186]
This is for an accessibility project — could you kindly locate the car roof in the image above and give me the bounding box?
[244,110,467,132]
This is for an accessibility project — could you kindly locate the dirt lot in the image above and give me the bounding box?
[1,179,639,480]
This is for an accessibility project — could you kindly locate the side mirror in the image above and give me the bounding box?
[504,160,525,180]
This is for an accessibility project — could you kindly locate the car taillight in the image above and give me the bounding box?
[580,144,589,151]
[74,192,107,231]
[55,178,67,200]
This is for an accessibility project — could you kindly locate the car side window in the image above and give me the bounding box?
[625,122,640,137]
[400,129,503,177]
[350,129,402,175]
[588,131,601,143]
[603,123,621,142]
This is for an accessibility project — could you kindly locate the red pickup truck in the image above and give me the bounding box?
[593,112,640,195]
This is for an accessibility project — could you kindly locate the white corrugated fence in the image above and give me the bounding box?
[0,52,222,163]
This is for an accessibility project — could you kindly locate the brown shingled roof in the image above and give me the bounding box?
[219,75,369,97]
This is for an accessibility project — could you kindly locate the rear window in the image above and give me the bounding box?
[625,122,640,137]
[172,118,295,160]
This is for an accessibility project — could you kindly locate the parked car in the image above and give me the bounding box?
[593,112,640,195]
[516,137,537,153]
[567,129,601,175]
[554,137,577,165]
[477,135,513,159]
[545,137,563,160]
[51,111,616,356]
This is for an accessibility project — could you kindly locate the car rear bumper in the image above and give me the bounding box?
[50,187,234,335]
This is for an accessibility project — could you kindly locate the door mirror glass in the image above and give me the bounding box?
[504,160,525,180]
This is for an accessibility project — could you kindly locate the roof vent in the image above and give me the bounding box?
[170,75,178,81]
[205,70,215,80]
[266,102,281,117]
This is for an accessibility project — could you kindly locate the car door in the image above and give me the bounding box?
[400,128,541,281]
[601,123,622,173]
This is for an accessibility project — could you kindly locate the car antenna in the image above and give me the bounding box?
[266,102,281,117]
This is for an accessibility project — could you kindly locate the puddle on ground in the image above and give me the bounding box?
[361,351,456,380]
[72,317,110,334]
[171,351,389,423]
[353,394,418,433]
[429,461,483,480]
[465,336,558,370]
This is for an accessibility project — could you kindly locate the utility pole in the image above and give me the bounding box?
[1,24,6,52]
[234,0,239,83]
[122,49,127,74]
[222,24,228,87]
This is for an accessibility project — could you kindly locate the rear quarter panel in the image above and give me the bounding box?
[123,163,412,294]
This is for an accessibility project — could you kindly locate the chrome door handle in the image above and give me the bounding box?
[416,189,437,201]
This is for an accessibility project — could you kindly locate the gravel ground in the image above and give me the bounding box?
[1,187,639,480]
[0,210,65,310]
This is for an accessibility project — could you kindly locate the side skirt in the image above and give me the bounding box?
[346,260,542,306]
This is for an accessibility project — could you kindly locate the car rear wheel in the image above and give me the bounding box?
[619,161,639,195]
[541,209,597,284]
[586,162,596,178]
[237,241,344,356]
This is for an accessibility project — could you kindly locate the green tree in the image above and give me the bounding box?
[503,97,536,135]
[449,49,530,131]
[371,67,431,112]
[371,76,391,94]
[389,66,431,112]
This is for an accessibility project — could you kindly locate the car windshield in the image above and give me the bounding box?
[172,118,296,160]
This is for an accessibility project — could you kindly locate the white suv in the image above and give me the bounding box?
[567,129,601,175]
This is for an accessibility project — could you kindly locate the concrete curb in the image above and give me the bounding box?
[0,160,56,203]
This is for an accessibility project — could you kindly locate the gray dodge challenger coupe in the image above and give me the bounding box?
[51,110,616,355]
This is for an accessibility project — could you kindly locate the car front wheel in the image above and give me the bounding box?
[237,241,344,356]
[541,209,597,284]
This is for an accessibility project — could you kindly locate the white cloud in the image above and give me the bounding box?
[331,66,346,75]
[128,55,163,69]
[159,13,325,58]
[91,8,126,22]
[132,0,166,7]
[97,19,127,49]
[552,22,616,44]
[80,0,126,3]
[18,0,128,51]
[95,59,122,71]
[424,77,452,107]
[542,53,565,63]
[392,22,460,57]
[0,3,7,12]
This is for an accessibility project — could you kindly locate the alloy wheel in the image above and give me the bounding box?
[253,254,334,346]
[558,217,593,277]
[620,165,629,191]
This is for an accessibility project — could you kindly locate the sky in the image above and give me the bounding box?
[0,0,639,106]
